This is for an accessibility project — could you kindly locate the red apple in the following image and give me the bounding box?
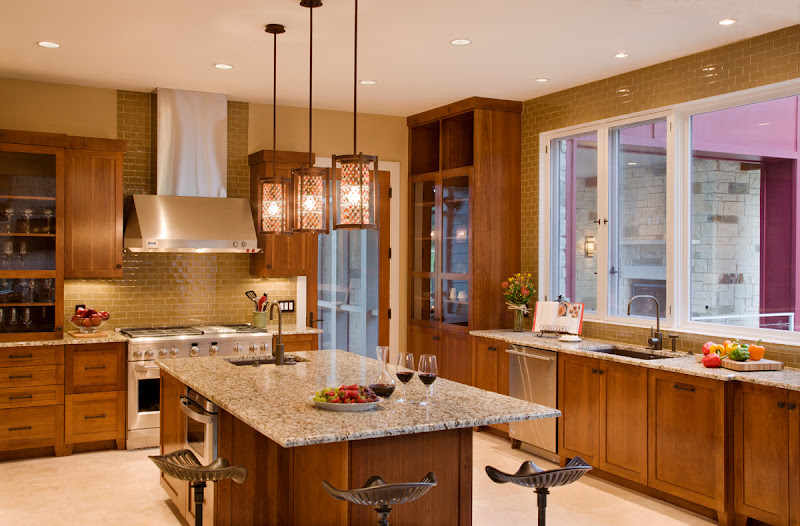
[85,308,98,318]
[100,311,110,320]
[71,315,81,324]
[76,308,86,317]
[82,318,93,328]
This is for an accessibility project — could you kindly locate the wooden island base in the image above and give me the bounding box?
[215,410,472,526]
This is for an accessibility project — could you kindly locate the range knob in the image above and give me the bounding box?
[170,348,179,358]
[190,346,199,357]
[145,350,154,359]
[132,350,143,359]
[158,348,168,359]
[260,343,269,353]
[209,345,219,356]
[249,344,258,353]
[233,344,242,354]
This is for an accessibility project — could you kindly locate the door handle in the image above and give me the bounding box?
[673,384,696,392]
[180,397,216,425]
[504,349,555,361]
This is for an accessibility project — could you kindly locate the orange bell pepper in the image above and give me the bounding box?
[723,340,741,353]
[748,340,765,361]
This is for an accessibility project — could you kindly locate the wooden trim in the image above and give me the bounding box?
[790,390,800,526]
[248,149,315,166]
[0,129,125,152]
[406,97,523,127]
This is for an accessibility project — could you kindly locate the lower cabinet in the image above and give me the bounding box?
[471,336,509,432]
[734,382,799,526]
[408,325,439,365]
[276,333,319,353]
[0,405,63,453]
[439,331,471,384]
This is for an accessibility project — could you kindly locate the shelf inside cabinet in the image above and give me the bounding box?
[410,122,440,176]
[0,195,56,201]
[0,302,56,307]
[441,113,474,170]
[0,233,55,237]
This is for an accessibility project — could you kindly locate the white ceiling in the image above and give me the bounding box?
[1,0,798,117]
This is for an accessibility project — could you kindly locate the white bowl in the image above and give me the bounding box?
[311,396,384,412]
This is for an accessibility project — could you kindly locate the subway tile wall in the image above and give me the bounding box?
[63,91,297,330]
[520,25,800,357]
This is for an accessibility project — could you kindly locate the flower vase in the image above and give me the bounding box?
[513,309,525,332]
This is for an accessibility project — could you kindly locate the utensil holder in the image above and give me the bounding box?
[252,311,267,328]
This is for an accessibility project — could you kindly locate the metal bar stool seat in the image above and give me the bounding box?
[149,449,247,526]
[486,457,591,526]
[322,472,437,526]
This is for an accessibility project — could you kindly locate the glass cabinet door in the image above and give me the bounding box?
[439,170,471,328]
[410,177,437,325]
[0,146,61,337]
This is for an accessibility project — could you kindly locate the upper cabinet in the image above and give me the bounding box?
[64,148,124,278]
[407,98,522,334]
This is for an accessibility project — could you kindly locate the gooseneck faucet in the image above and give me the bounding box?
[268,301,285,366]
[627,295,663,350]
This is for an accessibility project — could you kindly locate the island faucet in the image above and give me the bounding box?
[268,301,285,366]
[627,295,663,350]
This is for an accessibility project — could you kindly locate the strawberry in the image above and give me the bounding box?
[356,398,365,403]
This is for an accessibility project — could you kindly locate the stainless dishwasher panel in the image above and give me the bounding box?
[507,345,558,460]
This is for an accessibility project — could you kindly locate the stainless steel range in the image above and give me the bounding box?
[123,324,273,449]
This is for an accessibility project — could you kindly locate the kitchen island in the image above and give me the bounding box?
[157,349,559,526]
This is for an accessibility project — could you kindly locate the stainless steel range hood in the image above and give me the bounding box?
[123,88,260,253]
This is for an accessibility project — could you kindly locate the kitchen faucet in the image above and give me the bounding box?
[627,295,663,350]
[268,301,285,366]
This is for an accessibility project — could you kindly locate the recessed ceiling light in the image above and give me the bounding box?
[718,18,737,26]
[37,41,60,48]
[536,78,550,83]
[627,162,638,166]
[359,80,376,85]
[613,52,629,59]
[450,39,471,46]
[214,63,233,70]
[757,122,771,126]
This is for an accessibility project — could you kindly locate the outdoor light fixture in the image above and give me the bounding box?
[292,0,329,234]
[585,236,596,257]
[332,0,378,230]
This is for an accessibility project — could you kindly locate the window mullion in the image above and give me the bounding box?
[596,126,610,320]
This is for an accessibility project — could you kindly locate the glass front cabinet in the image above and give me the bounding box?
[0,144,63,340]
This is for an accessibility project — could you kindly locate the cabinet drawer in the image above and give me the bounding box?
[65,344,125,394]
[0,405,61,451]
[0,364,63,388]
[66,391,124,442]
[0,384,64,409]
[0,346,64,367]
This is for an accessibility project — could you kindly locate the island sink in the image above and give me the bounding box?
[224,355,307,366]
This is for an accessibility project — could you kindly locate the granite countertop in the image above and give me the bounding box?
[156,349,560,448]
[471,329,800,392]
[0,331,129,348]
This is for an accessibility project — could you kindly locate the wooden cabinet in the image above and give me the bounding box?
[734,382,799,526]
[0,405,63,452]
[648,370,728,515]
[275,333,318,353]
[249,150,317,277]
[64,148,124,278]
[407,98,521,378]
[439,330,470,384]
[160,370,191,523]
[558,354,600,464]
[64,342,126,453]
[408,324,439,365]
[472,336,500,393]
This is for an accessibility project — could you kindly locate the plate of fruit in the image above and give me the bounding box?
[311,385,383,412]
[69,307,110,333]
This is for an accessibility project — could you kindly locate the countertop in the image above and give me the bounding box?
[0,331,129,348]
[470,329,800,392]
[156,349,560,448]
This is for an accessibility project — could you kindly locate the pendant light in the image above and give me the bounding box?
[292,0,329,234]
[333,0,378,230]
[259,23,292,235]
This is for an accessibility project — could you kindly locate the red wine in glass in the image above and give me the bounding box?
[396,352,415,403]
[418,373,437,385]
[418,354,438,406]
[369,383,396,398]
[396,371,414,383]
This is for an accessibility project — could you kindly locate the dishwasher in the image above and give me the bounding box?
[506,345,558,462]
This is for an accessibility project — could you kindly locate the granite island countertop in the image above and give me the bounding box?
[156,349,560,448]
[0,331,129,348]
[471,329,800,392]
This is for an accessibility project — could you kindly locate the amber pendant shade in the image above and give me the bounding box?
[292,166,329,233]
[333,153,377,230]
[260,171,292,234]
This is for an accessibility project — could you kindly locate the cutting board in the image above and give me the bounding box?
[67,330,110,339]
[721,358,783,371]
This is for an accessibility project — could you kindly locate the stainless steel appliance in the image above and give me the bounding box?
[124,324,273,449]
[507,344,558,461]
[180,387,219,525]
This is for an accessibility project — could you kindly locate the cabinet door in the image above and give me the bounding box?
[648,370,725,510]
[253,232,309,277]
[558,354,599,464]
[438,168,471,331]
[64,343,125,394]
[439,330,470,384]
[160,372,188,521]
[64,149,123,278]
[598,361,647,484]
[407,325,439,365]
[471,337,498,392]
[734,382,790,526]
[409,174,438,329]
[276,333,318,352]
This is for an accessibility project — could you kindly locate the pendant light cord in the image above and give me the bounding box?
[308,5,314,167]
[353,0,358,153]
[272,31,277,164]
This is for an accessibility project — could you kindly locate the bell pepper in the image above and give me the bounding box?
[702,341,716,355]
[723,340,741,353]
[728,347,750,362]
[748,340,765,361]
[702,353,722,368]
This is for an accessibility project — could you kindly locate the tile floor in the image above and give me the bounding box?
[0,432,715,525]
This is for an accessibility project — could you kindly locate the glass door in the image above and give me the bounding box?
[409,174,437,327]
[439,168,471,328]
[0,145,62,338]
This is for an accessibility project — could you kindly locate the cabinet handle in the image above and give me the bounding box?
[778,401,786,409]
[9,353,33,360]
[8,426,32,432]
[673,384,695,392]
[789,404,797,411]
[597,370,604,375]
[9,394,33,400]
[84,414,107,420]
[9,374,33,379]
[592,368,597,374]
[84,365,107,370]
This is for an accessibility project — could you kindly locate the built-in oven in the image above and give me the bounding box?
[181,387,219,525]
[127,360,161,449]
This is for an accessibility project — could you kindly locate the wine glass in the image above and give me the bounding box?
[418,354,438,406]
[22,308,32,331]
[368,346,396,398]
[395,352,415,403]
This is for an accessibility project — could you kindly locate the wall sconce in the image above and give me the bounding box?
[585,236,596,257]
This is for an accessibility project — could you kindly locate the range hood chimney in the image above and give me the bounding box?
[123,88,260,253]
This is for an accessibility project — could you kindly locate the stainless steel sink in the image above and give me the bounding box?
[586,347,677,360]
[225,355,307,366]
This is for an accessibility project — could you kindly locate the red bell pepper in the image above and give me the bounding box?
[702,353,722,368]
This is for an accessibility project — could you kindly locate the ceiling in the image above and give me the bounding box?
[1,0,798,117]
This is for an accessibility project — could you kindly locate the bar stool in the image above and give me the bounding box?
[322,472,437,526]
[149,449,247,526]
[485,457,592,526]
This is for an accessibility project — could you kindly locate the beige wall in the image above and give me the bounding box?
[249,103,409,351]
[0,77,116,138]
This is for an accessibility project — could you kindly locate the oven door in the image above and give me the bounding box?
[180,389,218,465]
[128,360,161,432]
